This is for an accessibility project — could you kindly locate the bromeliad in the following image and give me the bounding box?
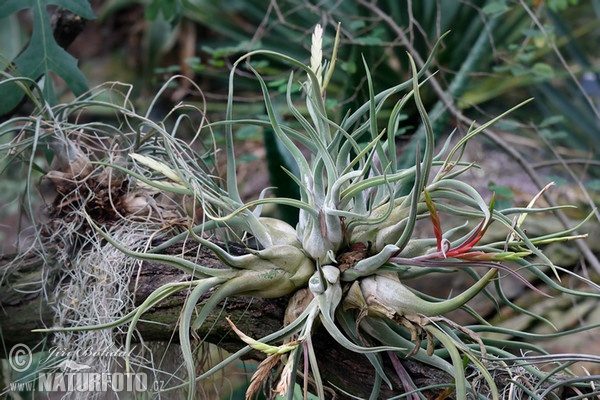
[33,23,594,400]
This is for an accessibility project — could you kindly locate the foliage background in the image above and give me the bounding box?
[3,0,599,262]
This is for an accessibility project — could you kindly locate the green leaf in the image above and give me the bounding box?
[548,0,579,11]
[586,179,600,191]
[355,37,383,46]
[487,181,514,199]
[341,60,356,74]
[0,0,95,115]
[539,115,565,127]
[349,20,366,31]
[145,0,182,24]
[482,1,510,15]
[521,28,545,38]
[532,62,555,79]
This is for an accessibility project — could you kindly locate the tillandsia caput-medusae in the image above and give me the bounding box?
[36,24,594,399]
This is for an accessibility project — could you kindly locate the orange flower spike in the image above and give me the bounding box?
[445,194,496,258]
[424,189,443,251]
[444,219,486,257]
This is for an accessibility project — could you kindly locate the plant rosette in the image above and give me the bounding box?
[34,24,597,400]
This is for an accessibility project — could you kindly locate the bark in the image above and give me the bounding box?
[0,241,450,399]
[0,242,287,355]
[0,242,580,399]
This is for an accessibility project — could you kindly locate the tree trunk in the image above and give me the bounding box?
[0,241,456,399]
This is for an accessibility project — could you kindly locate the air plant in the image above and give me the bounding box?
[32,24,600,399]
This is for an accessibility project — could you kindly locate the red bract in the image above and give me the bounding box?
[444,219,489,258]
[424,190,495,261]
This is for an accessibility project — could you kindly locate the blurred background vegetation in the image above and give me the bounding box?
[1,0,599,257]
[2,0,600,204]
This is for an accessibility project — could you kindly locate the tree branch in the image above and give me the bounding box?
[0,241,452,399]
